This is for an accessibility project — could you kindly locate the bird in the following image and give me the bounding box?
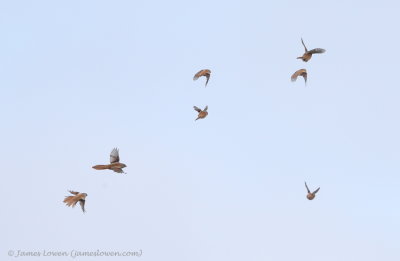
[193,69,211,87]
[92,148,127,174]
[305,182,320,200]
[297,38,325,62]
[291,69,307,84]
[63,190,87,213]
[193,106,208,121]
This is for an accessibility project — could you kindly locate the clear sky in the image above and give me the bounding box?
[1,0,400,260]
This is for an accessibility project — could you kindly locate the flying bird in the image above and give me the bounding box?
[305,182,320,200]
[297,38,325,62]
[193,106,208,121]
[291,69,307,84]
[193,69,211,87]
[92,148,127,174]
[63,190,87,213]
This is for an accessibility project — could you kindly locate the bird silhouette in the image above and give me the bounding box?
[63,190,87,213]
[193,106,208,121]
[193,69,211,87]
[291,69,307,85]
[92,148,127,174]
[297,38,325,62]
[305,182,320,200]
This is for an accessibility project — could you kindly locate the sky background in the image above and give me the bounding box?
[1,0,400,260]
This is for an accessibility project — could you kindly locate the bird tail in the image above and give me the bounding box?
[296,56,303,60]
[92,164,110,170]
[63,196,78,207]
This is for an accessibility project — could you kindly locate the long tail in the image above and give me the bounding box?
[63,196,78,207]
[92,164,110,170]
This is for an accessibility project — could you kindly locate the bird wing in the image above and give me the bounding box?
[205,74,210,86]
[193,70,204,80]
[301,38,308,52]
[291,69,307,82]
[69,190,79,195]
[203,105,208,112]
[193,106,202,112]
[112,168,125,174]
[302,71,307,83]
[313,187,320,194]
[304,182,311,193]
[308,48,325,54]
[110,148,120,163]
[79,199,86,213]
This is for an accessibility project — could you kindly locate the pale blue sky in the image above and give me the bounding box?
[1,0,400,260]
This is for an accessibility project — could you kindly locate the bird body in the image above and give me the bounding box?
[193,69,211,86]
[194,106,208,121]
[307,192,316,200]
[63,190,87,213]
[305,182,320,200]
[297,38,325,62]
[92,148,127,174]
[92,162,127,173]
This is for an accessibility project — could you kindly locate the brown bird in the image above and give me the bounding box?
[92,148,127,174]
[194,105,208,121]
[193,69,211,87]
[305,182,320,200]
[291,69,307,84]
[63,190,87,213]
[297,38,325,62]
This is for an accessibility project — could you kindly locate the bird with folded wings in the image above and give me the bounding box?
[63,190,87,213]
[92,148,127,174]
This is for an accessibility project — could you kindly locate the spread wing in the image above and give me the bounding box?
[193,106,202,112]
[203,105,208,112]
[313,187,320,195]
[291,69,307,83]
[79,199,86,213]
[307,48,325,54]
[304,182,311,193]
[110,148,120,163]
[301,38,308,52]
[69,190,79,195]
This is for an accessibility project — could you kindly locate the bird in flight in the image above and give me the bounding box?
[92,148,127,174]
[193,106,208,121]
[291,69,307,85]
[63,190,87,213]
[305,182,320,200]
[193,69,211,87]
[297,38,325,62]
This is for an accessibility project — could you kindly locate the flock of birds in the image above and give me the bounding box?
[291,38,326,84]
[63,38,326,213]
